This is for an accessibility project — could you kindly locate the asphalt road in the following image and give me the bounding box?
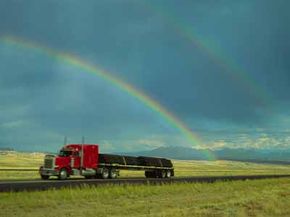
[1,174,290,192]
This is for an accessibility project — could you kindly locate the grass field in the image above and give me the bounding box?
[1,178,290,217]
[0,152,43,180]
[1,152,290,216]
[1,151,290,180]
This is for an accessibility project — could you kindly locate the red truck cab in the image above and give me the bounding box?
[39,144,99,180]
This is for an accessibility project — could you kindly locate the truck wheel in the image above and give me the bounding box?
[145,171,150,178]
[166,170,171,178]
[41,175,49,180]
[149,171,158,178]
[160,170,166,178]
[145,171,155,178]
[84,176,92,179]
[109,169,118,179]
[153,171,159,178]
[95,174,102,179]
[59,168,68,180]
[101,168,109,179]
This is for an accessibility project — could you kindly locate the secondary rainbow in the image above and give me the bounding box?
[0,35,216,160]
[143,2,271,106]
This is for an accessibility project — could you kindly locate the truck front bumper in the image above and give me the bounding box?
[40,168,59,176]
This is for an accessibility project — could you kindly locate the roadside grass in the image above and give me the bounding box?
[1,151,290,180]
[1,178,290,217]
[1,152,290,216]
[173,160,290,177]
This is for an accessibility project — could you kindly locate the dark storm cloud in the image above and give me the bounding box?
[0,0,290,151]
[137,0,290,122]
[0,49,175,151]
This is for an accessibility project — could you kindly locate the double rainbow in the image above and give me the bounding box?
[0,35,217,160]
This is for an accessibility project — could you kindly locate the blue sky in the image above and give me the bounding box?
[0,0,290,152]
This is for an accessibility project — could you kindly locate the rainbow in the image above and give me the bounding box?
[0,35,216,160]
[143,3,271,106]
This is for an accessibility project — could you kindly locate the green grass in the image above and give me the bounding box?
[1,152,290,216]
[172,160,290,177]
[1,151,290,180]
[1,178,290,217]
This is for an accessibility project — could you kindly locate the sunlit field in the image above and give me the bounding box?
[1,152,290,217]
[0,152,43,180]
[0,151,44,168]
[1,151,290,180]
[1,178,290,217]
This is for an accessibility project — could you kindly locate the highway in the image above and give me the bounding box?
[1,174,290,192]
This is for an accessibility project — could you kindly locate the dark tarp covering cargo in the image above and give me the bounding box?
[137,156,163,167]
[99,154,125,165]
[99,154,172,168]
[123,156,138,165]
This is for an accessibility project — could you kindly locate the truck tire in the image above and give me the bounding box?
[160,170,166,178]
[95,174,102,179]
[59,168,68,180]
[41,175,49,180]
[109,169,118,179]
[166,170,171,178]
[145,171,150,178]
[153,170,165,178]
[145,171,156,178]
[153,171,159,178]
[84,176,93,179]
[101,168,109,179]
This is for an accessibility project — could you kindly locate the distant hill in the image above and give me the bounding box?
[0,147,14,151]
[215,148,290,162]
[123,146,290,163]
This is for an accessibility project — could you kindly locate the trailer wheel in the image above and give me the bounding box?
[166,170,171,178]
[101,168,109,179]
[153,171,159,178]
[160,170,166,178]
[145,171,155,178]
[145,171,154,178]
[59,168,68,180]
[41,175,49,180]
[145,171,151,178]
[109,169,118,179]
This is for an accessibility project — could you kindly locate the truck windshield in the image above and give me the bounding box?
[59,150,72,157]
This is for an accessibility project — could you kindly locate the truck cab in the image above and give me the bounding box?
[39,144,99,180]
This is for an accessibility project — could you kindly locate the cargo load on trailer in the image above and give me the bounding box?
[39,144,174,180]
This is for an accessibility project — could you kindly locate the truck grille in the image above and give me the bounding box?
[44,158,53,169]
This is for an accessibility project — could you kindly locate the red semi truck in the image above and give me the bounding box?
[39,144,174,180]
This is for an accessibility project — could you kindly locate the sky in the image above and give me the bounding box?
[0,0,290,152]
